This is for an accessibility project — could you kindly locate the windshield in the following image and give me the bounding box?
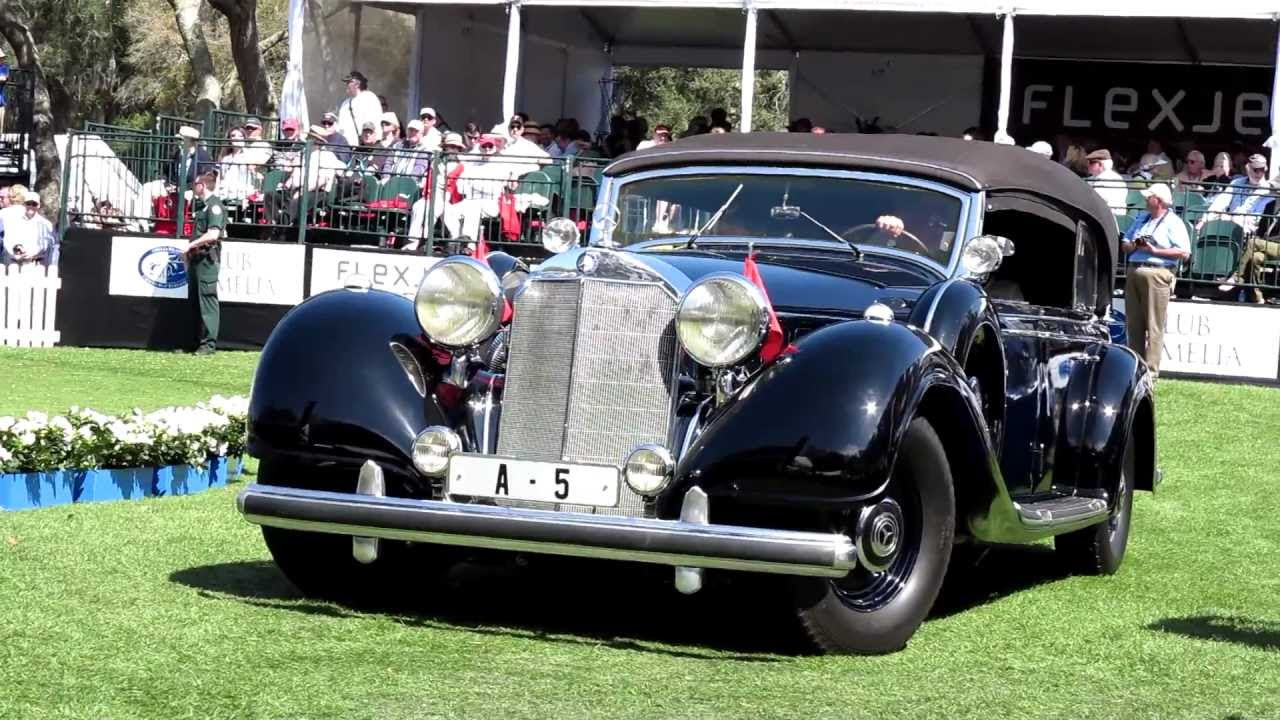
[608,172,964,265]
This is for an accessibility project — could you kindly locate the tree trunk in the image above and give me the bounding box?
[208,0,275,116]
[306,0,336,99]
[0,1,61,220]
[168,0,222,119]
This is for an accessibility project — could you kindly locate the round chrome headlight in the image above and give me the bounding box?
[624,444,674,496]
[541,216,580,254]
[676,273,769,368]
[414,256,503,347]
[412,426,461,476]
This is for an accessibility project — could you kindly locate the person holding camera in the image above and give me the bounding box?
[1122,182,1190,376]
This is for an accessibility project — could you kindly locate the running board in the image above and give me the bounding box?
[1013,495,1108,530]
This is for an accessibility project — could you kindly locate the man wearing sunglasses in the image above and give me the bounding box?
[319,111,353,163]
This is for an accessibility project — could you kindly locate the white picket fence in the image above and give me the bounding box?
[0,263,61,347]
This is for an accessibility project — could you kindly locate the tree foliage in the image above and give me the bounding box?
[611,66,790,134]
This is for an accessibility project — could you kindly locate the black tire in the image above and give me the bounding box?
[258,458,459,603]
[791,418,956,654]
[1055,433,1135,575]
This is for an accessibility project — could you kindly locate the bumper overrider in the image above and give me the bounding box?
[236,461,860,582]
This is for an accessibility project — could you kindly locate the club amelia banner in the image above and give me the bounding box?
[107,236,306,305]
[1115,299,1280,381]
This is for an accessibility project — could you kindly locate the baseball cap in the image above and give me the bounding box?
[406,119,424,132]
[1248,153,1268,170]
[477,134,504,149]
[1140,183,1173,206]
[381,111,400,128]
[175,125,200,140]
[22,190,40,206]
[1027,141,1053,157]
[360,121,377,133]
[1086,149,1111,162]
[243,117,262,129]
[321,111,338,123]
[419,106,437,119]
[343,70,367,84]
[442,132,465,149]
[281,117,300,132]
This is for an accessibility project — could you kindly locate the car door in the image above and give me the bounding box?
[982,198,1110,497]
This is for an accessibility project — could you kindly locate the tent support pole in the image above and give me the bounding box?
[1269,20,1280,172]
[502,0,522,122]
[740,2,758,132]
[995,12,1014,144]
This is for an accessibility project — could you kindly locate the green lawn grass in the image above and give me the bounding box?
[2,349,1279,719]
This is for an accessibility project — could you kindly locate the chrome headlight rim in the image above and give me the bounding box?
[541,216,580,254]
[414,256,504,349]
[412,426,462,476]
[623,444,675,496]
[675,272,770,368]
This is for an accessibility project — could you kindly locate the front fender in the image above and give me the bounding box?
[663,319,985,514]
[1056,342,1156,498]
[248,288,449,492]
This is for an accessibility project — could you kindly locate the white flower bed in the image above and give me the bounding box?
[0,395,248,474]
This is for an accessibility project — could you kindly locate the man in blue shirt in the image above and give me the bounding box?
[1122,182,1191,376]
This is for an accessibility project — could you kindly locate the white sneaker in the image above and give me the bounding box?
[1218,275,1240,293]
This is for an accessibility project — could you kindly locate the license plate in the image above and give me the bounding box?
[447,454,620,507]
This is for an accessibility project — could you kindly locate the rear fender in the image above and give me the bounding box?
[248,288,450,493]
[1056,342,1156,499]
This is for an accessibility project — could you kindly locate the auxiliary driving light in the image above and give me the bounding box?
[412,426,462,476]
[624,444,674,495]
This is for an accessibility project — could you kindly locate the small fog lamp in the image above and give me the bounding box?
[413,426,461,476]
[624,445,674,495]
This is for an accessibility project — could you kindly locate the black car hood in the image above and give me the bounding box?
[634,245,937,316]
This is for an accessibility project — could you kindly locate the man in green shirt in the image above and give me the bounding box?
[185,171,225,355]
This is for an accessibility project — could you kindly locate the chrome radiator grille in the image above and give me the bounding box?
[497,278,679,517]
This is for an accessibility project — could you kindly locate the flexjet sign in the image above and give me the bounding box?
[1021,85,1270,136]
[1009,59,1274,142]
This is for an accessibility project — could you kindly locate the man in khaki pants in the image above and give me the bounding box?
[1122,183,1191,375]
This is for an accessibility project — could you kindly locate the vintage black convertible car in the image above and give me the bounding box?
[237,134,1158,654]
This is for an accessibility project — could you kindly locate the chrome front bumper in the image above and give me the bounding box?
[236,480,859,579]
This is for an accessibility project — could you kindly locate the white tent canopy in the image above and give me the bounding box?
[313,0,1280,161]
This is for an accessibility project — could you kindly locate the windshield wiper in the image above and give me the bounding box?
[769,204,863,261]
[686,183,744,249]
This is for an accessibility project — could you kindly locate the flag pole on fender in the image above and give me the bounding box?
[470,235,513,323]
[742,246,787,363]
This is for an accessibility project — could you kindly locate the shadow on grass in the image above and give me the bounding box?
[170,542,1073,659]
[171,557,808,661]
[931,543,1071,619]
[1148,615,1280,652]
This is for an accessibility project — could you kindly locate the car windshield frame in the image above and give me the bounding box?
[591,165,978,277]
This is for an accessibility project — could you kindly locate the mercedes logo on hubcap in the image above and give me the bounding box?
[870,514,899,557]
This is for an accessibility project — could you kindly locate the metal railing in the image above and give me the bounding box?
[59,129,608,260]
[1100,177,1280,305]
[207,110,280,142]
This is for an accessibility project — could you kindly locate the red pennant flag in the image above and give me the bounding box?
[471,235,514,323]
[743,250,786,363]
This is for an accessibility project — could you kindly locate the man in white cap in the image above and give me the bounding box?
[1,190,55,266]
[1120,182,1190,376]
[418,106,442,152]
[379,112,401,149]
[1201,153,1273,234]
[381,118,432,179]
[168,126,213,188]
[1027,141,1053,159]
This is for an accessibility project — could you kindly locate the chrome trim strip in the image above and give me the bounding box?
[238,484,858,577]
[1013,498,1108,530]
[921,277,961,334]
[593,165,973,278]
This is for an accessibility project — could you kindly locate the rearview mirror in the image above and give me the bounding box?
[961,235,1015,276]
[769,205,801,220]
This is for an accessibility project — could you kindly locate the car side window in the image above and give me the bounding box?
[1075,222,1101,314]
[981,203,1077,309]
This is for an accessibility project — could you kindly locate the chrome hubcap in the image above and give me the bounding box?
[855,499,905,573]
